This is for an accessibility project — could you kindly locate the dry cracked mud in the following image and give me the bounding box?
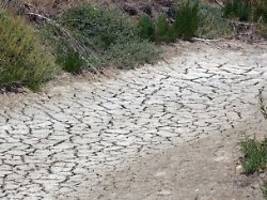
[0,41,267,200]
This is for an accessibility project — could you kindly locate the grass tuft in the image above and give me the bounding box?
[174,0,200,40]
[138,15,155,41]
[197,4,233,39]
[155,15,176,43]
[240,138,267,175]
[223,0,251,22]
[138,0,200,42]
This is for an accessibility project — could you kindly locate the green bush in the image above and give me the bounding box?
[223,0,252,21]
[197,4,233,39]
[138,0,200,42]
[138,15,155,41]
[174,0,200,40]
[223,0,267,23]
[108,40,161,69]
[155,15,176,43]
[252,0,267,23]
[0,9,57,90]
[45,5,159,71]
[240,138,267,174]
[57,49,84,74]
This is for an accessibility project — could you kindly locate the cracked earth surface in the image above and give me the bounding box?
[0,41,267,200]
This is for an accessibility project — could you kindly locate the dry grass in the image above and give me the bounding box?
[9,0,154,15]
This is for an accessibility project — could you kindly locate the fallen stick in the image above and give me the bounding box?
[25,12,51,22]
[215,0,224,7]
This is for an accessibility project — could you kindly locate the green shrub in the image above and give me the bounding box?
[45,5,159,71]
[138,0,200,42]
[174,0,200,40]
[252,0,267,23]
[197,4,233,39]
[138,15,155,41]
[223,0,252,21]
[0,9,57,90]
[108,40,161,69]
[240,138,267,174]
[155,15,176,43]
[223,0,267,23]
[57,48,84,74]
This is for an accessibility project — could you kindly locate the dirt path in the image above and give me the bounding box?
[94,132,267,200]
[0,41,266,200]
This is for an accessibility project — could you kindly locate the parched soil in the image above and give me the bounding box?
[0,40,267,199]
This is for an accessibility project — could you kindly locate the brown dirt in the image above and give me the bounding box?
[91,129,267,200]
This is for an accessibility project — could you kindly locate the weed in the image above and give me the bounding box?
[223,0,252,22]
[155,15,176,43]
[197,4,233,39]
[138,0,200,42]
[251,0,267,23]
[240,138,267,174]
[57,49,84,74]
[138,15,155,41]
[174,0,200,40]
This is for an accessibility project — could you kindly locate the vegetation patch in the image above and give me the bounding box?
[138,16,156,42]
[44,5,160,73]
[223,0,267,23]
[138,0,200,43]
[0,0,266,90]
[197,4,233,39]
[240,138,267,175]
[252,0,267,23]
[223,0,252,22]
[173,0,200,40]
[240,138,267,198]
[0,9,58,90]
[222,0,267,39]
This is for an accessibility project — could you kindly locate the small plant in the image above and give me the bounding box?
[57,49,84,74]
[197,4,233,39]
[108,40,161,69]
[240,138,267,174]
[138,15,155,41]
[0,9,58,90]
[155,15,176,43]
[252,0,267,23]
[223,0,252,21]
[174,0,200,40]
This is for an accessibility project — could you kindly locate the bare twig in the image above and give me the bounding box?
[25,12,51,22]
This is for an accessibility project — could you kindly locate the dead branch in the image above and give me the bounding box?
[215,0,224,8]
